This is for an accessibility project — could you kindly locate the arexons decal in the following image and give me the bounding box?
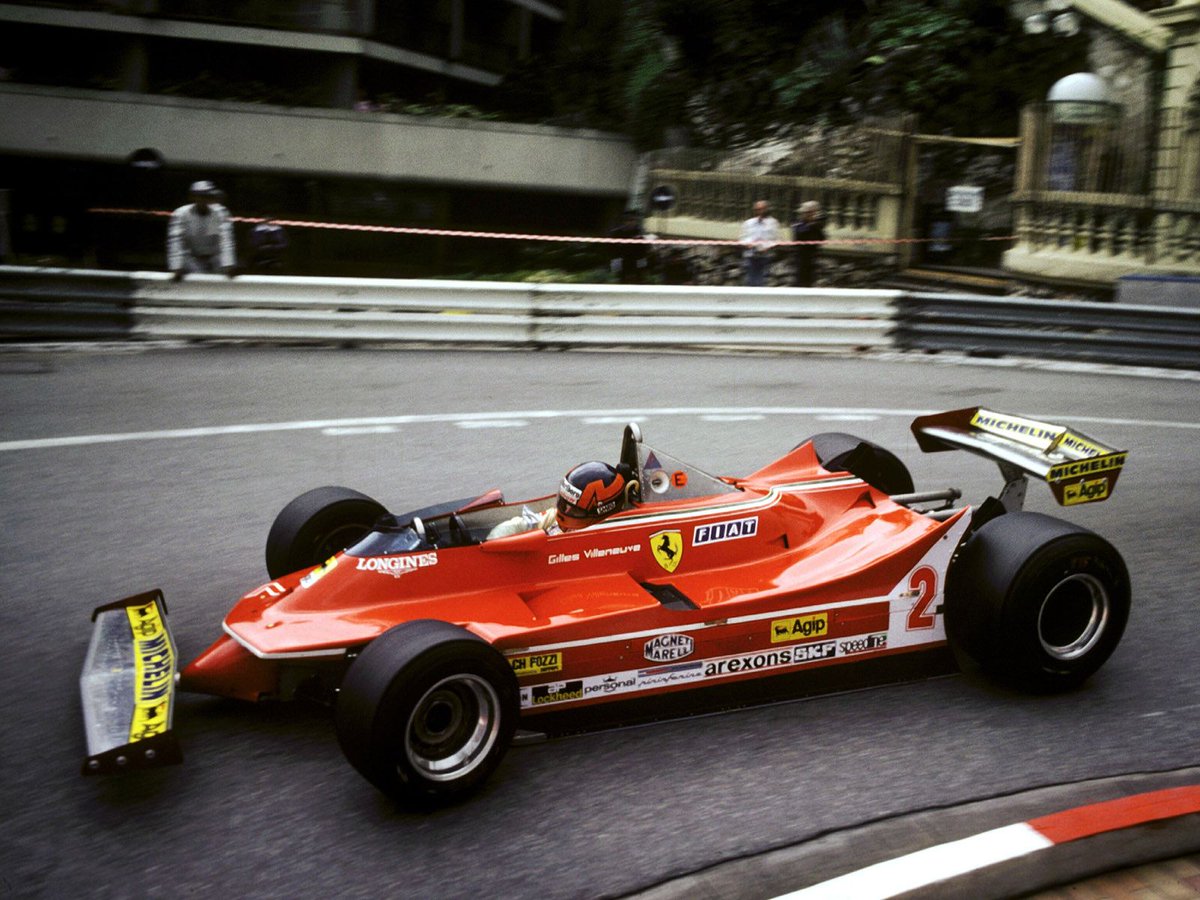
[644,633,694,663]
[693,516,758,546]
[354,552,438,577]
[770,612,829,643]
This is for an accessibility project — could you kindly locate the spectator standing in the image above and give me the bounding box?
[790,200,827,287]
[608,208,647,283]
[739,200,780,286]
[249,218,289,272]
[167,180,236,280]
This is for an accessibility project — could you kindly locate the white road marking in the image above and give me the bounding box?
[321,425,398,436]
[2,406,1197,452]
[776,823,1051,900]
[455,420,529,429]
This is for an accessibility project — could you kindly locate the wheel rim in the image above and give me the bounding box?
[1037,573,1110,661]
[404,675,502,782]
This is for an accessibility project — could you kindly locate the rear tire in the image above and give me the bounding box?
[265,486,386,579]
[946,512,1130,692]
[335,620,518,807]
[802,432,915,495]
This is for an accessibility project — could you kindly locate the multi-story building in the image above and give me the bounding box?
[0,1,637,274]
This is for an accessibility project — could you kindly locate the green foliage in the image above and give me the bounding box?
[503,0,1089,143]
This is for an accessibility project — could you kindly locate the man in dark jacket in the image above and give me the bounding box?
[791,200,827,287]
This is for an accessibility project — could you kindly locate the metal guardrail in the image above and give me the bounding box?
[893,292,1200,369]
[3,266,1199,369]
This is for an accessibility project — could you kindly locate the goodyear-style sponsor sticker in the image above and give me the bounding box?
[125,602,174,743]
[508,651,563,677]
[770,612,829,644]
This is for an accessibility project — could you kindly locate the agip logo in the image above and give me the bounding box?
[770,612,829,643]
[650,530,683,573]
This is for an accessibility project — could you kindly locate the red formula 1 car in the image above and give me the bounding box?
[81,408,1131,805]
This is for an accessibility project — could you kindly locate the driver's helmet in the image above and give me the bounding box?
[556,461,625,531]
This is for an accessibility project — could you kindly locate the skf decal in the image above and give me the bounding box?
[300,556,338,589]
[693,516,759,546]
[644,633,694,663]
[770,612,829,644]
[839,633,887,656]
[508,652,562,677]
[1063,477,1109,505]
[125,602,174,742]
[531,681,583,705]
[650,530,683,573]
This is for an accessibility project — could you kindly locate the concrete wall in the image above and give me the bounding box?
[0,83,637,197]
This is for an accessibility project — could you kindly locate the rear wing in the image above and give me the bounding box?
[80,590,182,775]
[911,407,1127,506]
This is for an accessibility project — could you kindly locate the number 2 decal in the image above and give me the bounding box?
[906,565,938,630]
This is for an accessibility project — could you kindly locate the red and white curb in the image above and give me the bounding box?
[776,785,1200,899]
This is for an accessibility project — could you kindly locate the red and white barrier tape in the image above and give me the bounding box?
[89,207,1014,248]
[777,784,1200,899]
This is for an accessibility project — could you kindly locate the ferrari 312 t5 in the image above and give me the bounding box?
[81,407,1131,806]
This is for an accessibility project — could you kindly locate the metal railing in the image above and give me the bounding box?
[3,266,1198,369]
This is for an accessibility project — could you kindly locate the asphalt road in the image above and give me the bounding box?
[1,346,1197,899]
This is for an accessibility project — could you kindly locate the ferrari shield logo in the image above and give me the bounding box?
[650,530,683,573]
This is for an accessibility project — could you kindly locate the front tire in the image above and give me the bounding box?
[946,512,1130,692]
[335,620,518,807]
[265,486,386,579]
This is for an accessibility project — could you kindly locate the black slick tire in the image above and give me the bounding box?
[335,620,519,807]
[265,486,386,579]
[946,511,1130,692]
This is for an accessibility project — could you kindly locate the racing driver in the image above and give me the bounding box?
[487,461,626,539]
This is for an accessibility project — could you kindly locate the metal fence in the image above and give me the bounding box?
[3,266,1198,369]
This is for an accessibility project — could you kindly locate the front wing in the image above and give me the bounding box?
[80,590,182,775]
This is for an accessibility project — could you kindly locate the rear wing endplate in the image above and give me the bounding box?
[912,407,1127,506]
[80,589,182,775]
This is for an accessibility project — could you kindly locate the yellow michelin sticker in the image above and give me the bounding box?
[1047,452,1127,482]
[125,602,175,743]
[509,651,563,677]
